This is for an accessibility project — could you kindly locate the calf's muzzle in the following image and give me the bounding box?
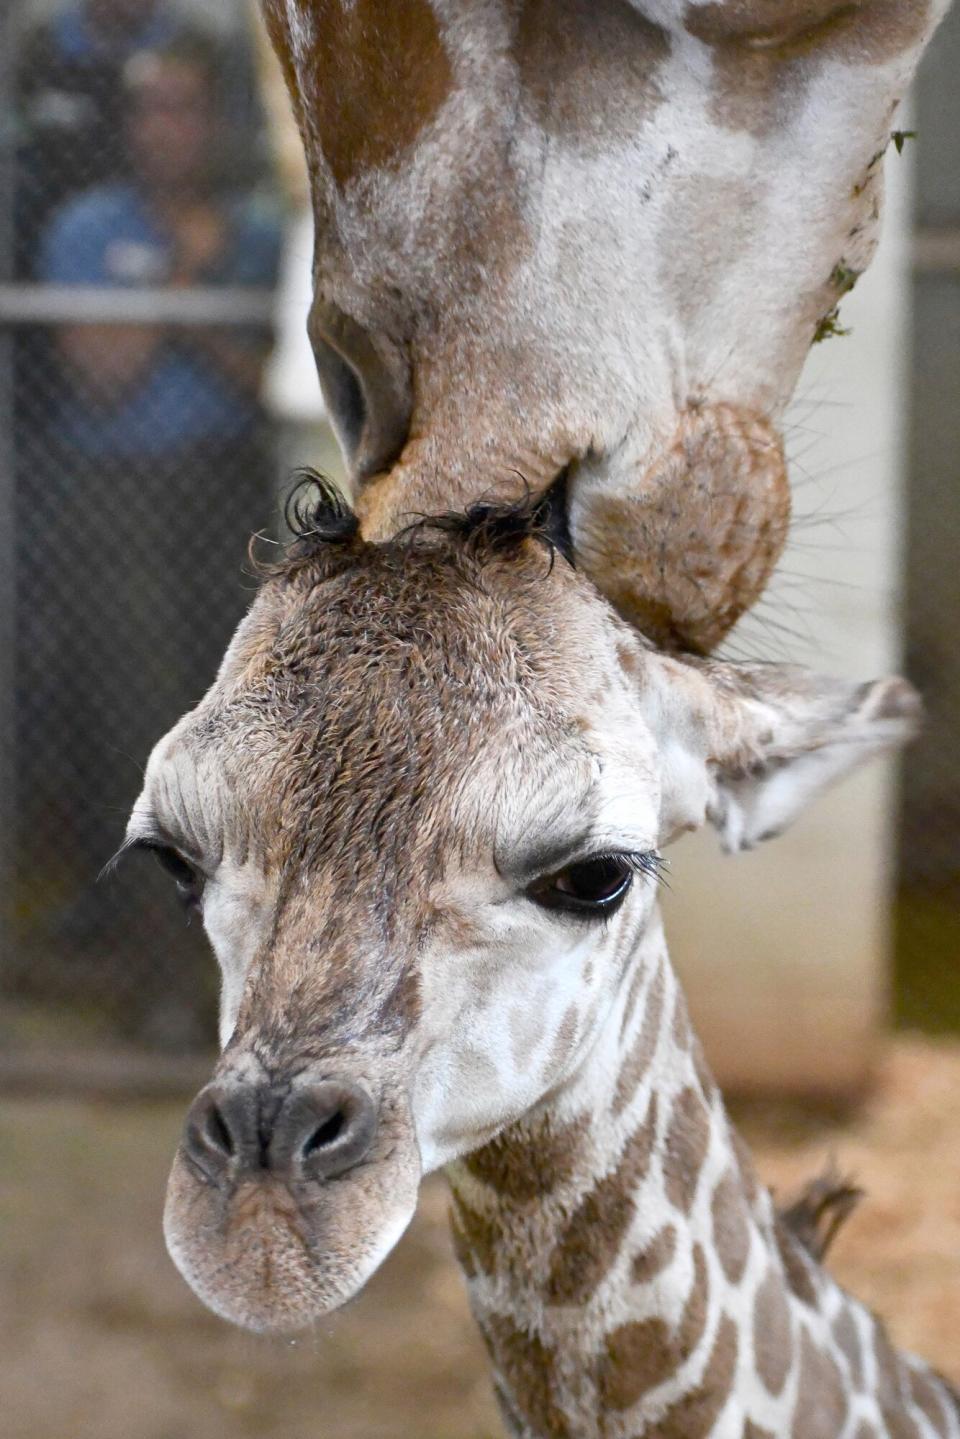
[183,1077,378,1187]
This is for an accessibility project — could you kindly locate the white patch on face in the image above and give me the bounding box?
[128,716,275,1051]
[409,713,663,1172]
[588,687,663,847]
[201,859,272,1049]
[411,906,600,1172]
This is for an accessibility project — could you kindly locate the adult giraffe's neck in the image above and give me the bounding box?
[445,915,959,1439]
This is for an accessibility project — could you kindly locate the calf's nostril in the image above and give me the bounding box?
[205,1102,235,1158]
[302,1110,346,1156]
[182,1084,252,1183]
[279,1080,378,1181]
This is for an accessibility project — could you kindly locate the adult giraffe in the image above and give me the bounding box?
[261,0,948,652]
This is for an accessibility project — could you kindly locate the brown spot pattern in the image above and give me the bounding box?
[463,1114,589,1205]
[619,961,647,1043]
[655,1314,739,1439]
[546,1093,659,1304]
[791,1327,849,1439]
[676,1244,710,1355]
[731,1127,761,1207]
[712,1169,751,1283]
[484,1314,572,1439]
[753,1262,792,1396]
[631,1224,677,1285]
[744,1424,776,1439]
[776,1218,819,1307]
[544,1003,579,1081]
[600,1247,713,1412]
[662,1086,712,1214]
[882,1413,922,1439]
[292,0,453,190]
[910,1365,952,1434]
[685,0,933,136]
[686,0,932,64]
[853,1425,880,1439]
[613,965,666,1116]
[599,1313,675,1412]
[449,1192,499,1279]
[832,1307,864,1389]
[514,0,670,143]
[874,1320,925,1439]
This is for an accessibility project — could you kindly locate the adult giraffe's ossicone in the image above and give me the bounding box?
[262,0,947,652]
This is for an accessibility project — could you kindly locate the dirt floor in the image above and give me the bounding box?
[3,1033,959,1439]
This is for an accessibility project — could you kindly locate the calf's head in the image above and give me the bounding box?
[128,489,917,1331]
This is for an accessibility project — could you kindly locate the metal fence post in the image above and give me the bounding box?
[0,4,17,983]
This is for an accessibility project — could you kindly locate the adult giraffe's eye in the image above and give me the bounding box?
[528,854,645,917]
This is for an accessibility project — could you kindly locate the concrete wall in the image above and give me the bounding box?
[665,146,913,1097]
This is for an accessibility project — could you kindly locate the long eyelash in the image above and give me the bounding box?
[112,837,205,919]
[126,836,198,873]
[619,851,670,886]
[97,835,139,883]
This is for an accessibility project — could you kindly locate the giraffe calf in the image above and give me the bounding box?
[128,490,956,1438]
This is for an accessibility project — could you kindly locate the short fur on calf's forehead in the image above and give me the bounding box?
[180,494,629,895]
[151,497,634,1071]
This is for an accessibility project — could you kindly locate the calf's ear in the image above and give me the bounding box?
[647,658,921,852]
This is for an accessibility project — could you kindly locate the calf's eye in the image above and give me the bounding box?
[528,853,643,917]
[150,845,203,912]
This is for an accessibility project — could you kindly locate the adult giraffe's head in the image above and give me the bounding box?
[262,0,946,652]
[131,486,918,1331]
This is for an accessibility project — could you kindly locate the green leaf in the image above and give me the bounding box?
[813,307,852,345]
[891,129,917,155]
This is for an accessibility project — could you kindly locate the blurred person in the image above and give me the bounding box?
[13,30,282,1037]
[38,28,281,462]
[14,0,266,275]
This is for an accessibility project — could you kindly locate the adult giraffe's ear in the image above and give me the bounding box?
[646,657,922,852]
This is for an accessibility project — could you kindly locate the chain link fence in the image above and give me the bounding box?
[2,0,289,1048]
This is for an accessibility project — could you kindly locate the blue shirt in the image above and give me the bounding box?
[52,5,177,64]
[40,183,282,457]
